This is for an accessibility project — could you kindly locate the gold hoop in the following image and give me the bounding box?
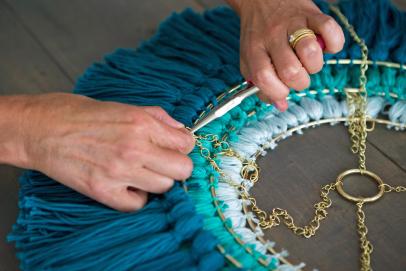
[336,169,385,203]
[288,28,316,49]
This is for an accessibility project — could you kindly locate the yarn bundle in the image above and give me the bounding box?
[8,0,405,270]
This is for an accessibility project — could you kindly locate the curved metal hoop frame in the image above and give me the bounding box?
[185,57,405,268]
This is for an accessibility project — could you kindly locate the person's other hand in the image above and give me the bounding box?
[227,0,345,111]
[17,93,195,212]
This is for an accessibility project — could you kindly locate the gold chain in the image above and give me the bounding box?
[330,5,369,172]
[194,130,406,270]
[193,4,405,271]
[355,201,373,271]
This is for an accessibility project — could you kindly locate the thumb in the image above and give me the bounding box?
[142,106,184,129]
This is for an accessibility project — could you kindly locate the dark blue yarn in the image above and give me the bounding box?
[7,1,405,270]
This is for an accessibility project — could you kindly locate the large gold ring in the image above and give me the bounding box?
[335,169,385,203]
[288,28,316,49]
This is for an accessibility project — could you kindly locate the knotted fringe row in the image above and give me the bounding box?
[187,95,293,271]
[8,0,405,270]
[188,89,404,270]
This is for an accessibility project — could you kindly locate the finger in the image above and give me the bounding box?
[316,34,326,51]
[127,167,175,194]
[243,43,290,105]
[241,59,280,107]
[267,22,310,91]
[308,13,345,54]
[142,106,184,128]
[90,183,148,212]
[240,57,250,82]
[288,27,324,74]
[148,120,195,154]
[274,99,288,112]
[119,188,148,212]
[141,143,193,181]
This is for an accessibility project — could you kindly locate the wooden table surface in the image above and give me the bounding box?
[0,1,405,270]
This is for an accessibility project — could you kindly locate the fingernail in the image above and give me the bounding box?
[274,100,288,112]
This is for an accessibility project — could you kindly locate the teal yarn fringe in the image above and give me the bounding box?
[7,0,405,270]
[10,171,224,270]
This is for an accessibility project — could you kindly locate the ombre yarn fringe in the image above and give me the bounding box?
[187,91,404,271]
[187,90,404,269]
[8,0,405,270]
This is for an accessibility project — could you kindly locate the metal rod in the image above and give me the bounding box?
[190,85,259,133]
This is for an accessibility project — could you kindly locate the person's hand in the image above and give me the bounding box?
[15,93,195,211]
[226,0,345,111]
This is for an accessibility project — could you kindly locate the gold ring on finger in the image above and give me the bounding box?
[288,28,316,50]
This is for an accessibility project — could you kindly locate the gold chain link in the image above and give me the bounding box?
[192,4,405,271]
[194,128,406,270]
[329,5,370,172]
[381,183,406,193]
[330,6,405,270]
[194,133,338,238]
[331,6,372,269]
[355,201,373,271]
[244,182,336,238]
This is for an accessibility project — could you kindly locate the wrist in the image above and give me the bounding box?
[0,95,32,168]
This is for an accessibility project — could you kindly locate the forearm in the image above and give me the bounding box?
[0,95,30,167]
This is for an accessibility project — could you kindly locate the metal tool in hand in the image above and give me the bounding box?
[190,82,260,133]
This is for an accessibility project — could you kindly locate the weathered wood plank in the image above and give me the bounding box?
[4,0,204,81]
[0,1,73,95]
[253,124,406,271]
[367,124,406,171]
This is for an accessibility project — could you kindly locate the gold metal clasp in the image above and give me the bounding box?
[335,169,385,203]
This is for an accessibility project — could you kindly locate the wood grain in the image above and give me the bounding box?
[367,125,406,171]
[4,0,203,81]
[0,1,73,95]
